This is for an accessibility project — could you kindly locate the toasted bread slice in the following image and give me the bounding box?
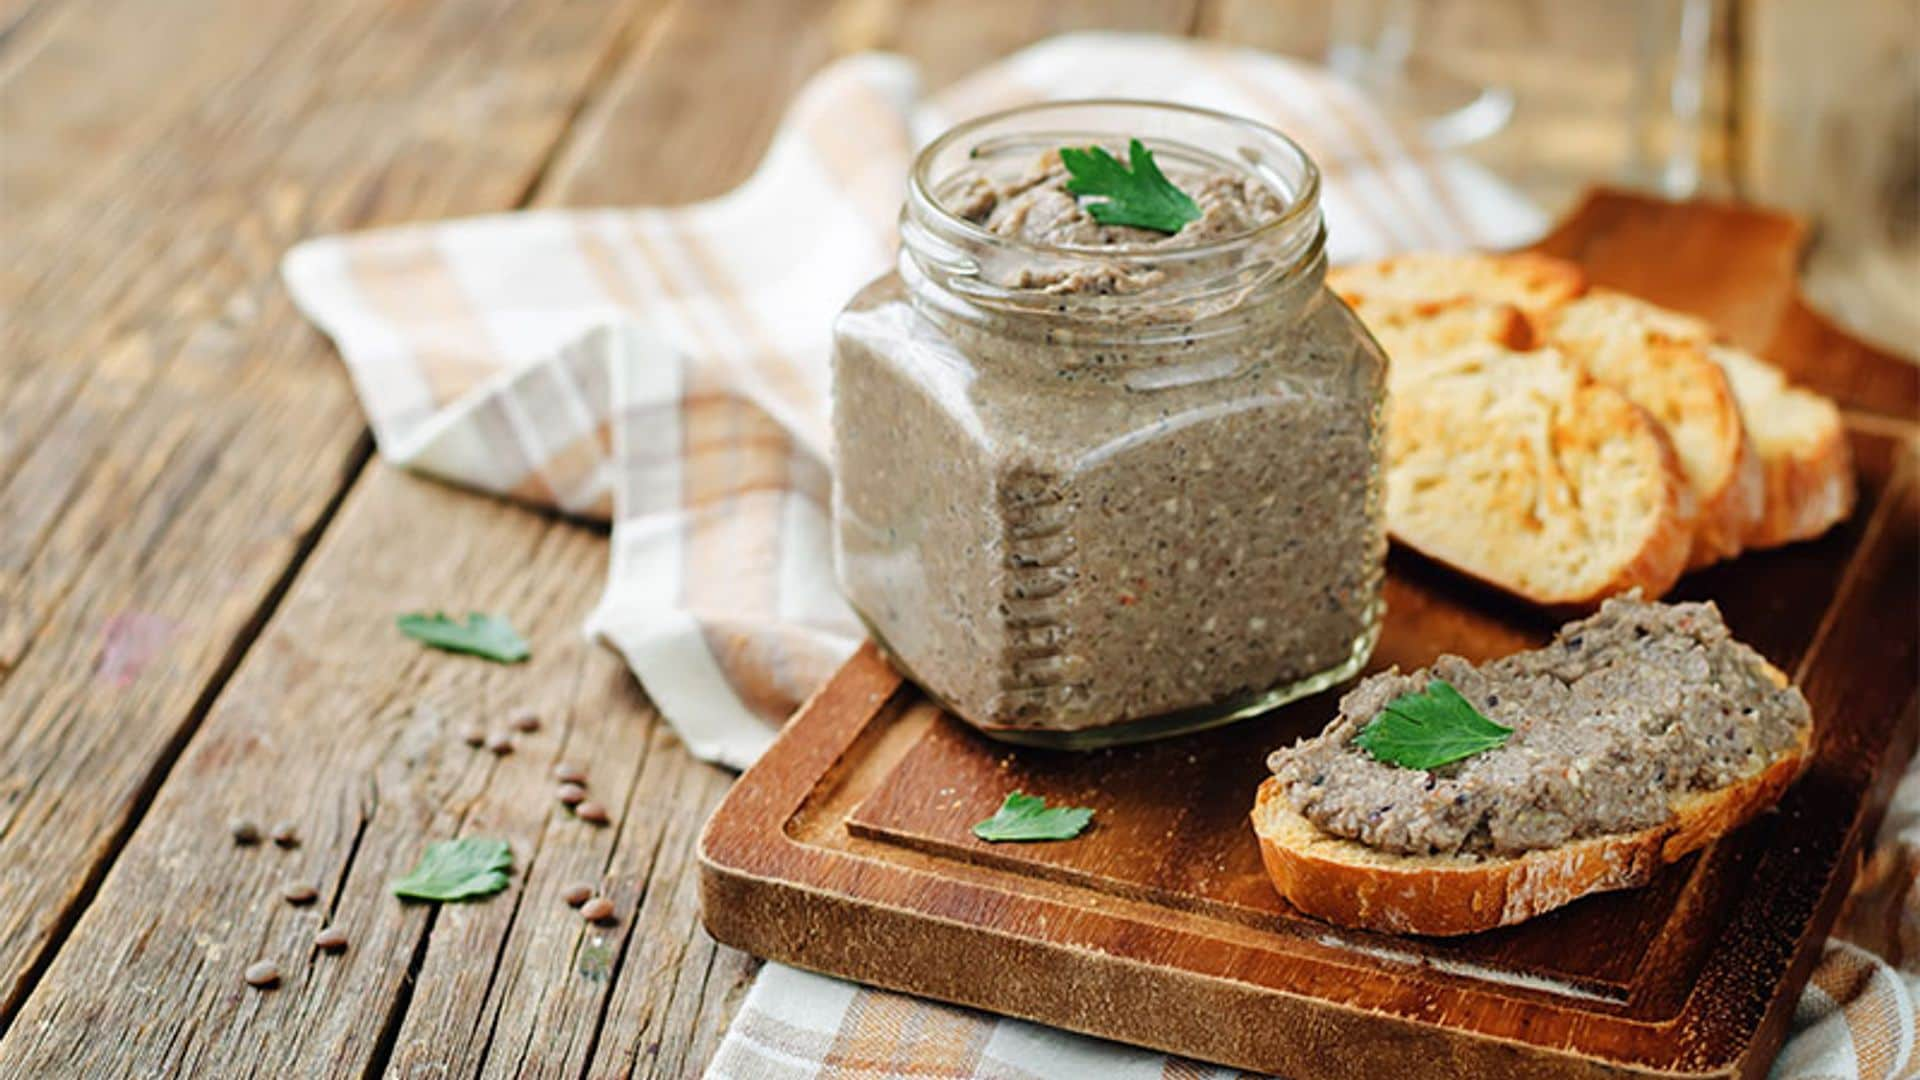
[1329,251,1587,323]
[1386,344,1694,607]
[1538,288,1852,549]
[1252,664,1809,936]
[1342,295,1534,378]
[1541,291,1762,566]
[1706,343,1855,547]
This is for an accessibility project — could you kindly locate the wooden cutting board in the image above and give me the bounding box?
[698,189,1920,1079]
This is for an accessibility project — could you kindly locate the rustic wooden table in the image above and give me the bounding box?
[2,1,1912,1076]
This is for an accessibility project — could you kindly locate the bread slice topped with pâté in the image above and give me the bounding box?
[1254,596,1812,936]
[1385,343,1694,608]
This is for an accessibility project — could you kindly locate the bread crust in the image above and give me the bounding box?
[1537,289,1762,568]
[1329,252,1587,322]
[1705,344,1857,549]
[1753,419,1855,548]
[1251,668,1810,936]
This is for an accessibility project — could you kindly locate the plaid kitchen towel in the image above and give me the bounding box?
[280,31,1916,1080]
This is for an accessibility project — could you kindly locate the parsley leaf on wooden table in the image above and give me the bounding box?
[1060,138,1201,235]
[972,791,1094,843]
[391,837,514,901]
[1353,678,1513,770]
[396,611,530,663]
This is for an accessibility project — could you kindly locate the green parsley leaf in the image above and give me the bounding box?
[391,837,513,902]
[397,611,530,663]
[971,791,1094,843]
[1059,138,1202,235]
[1353,678,1513,770]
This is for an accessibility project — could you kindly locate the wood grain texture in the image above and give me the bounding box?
[0,0,669,1028]
[0,466,659,1075]
[700,196,1920,1078]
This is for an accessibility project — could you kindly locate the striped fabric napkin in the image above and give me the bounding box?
[281,32,1915,1080]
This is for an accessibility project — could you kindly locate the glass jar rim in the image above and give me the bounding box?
[906,98,1323,263]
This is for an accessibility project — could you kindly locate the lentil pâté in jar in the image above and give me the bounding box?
[830,101,1387,748]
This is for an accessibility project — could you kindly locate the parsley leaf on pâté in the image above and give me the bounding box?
[391,837,513,902]
[972,792,1094,843]
[1353,678,1512,770]
[1059,139,1201,235]
[397,611,530,664]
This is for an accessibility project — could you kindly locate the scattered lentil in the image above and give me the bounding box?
[579,897,615,923]
[556,783,587,807]
[575,801,610,825]
[486,732,514,755]
[511,709,541,733]
[283,882,318,905]
[243,961,281,988]
[230,819,262,846]
[561,883,594,907]
[271,823,300,849]
[553,763,587,784]
[314,927,349,952]
[461,727,486,747]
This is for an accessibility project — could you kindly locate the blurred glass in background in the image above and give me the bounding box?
[1212,0,1917,352]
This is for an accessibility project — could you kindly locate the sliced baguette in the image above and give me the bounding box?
[1536,288,1853,549]
[1252,664,1810,936]
[1540,290,1762,566]
[1386,344,1694,607]
[1329,251,1587,323]
[1342,295,1534,379]
[1706,343,1855,547]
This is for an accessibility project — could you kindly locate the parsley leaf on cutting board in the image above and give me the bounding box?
[1354,678,1512,770]
[972,792,1095,843]
[1060,139,1201,235]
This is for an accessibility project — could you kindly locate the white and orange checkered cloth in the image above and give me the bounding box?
[283,33,1916,1080]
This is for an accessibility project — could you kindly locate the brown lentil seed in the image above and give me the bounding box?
[553,763,587,784]
[230,819,262,846]
[579,897,615,923]
[560,883,594,907]
[243,961,281,988]
[556,783,587,807]
[575,801,609,825]
[283,882,318,905]
[511,709,541,733]
[271,824,300,848]
[314,927,349,952]
[461,727,486,747]
[486,732,514,755]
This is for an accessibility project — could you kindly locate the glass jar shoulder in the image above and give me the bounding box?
[835,276,1383,477]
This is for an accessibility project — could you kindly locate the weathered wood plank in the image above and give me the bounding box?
[0,466,643,1075]
[0,0,668,1028]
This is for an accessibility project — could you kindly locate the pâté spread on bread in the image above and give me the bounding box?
[831,102,1387,747]
[1255,597,1812,934]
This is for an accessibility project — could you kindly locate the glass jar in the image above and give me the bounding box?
[831,101,1386,749]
